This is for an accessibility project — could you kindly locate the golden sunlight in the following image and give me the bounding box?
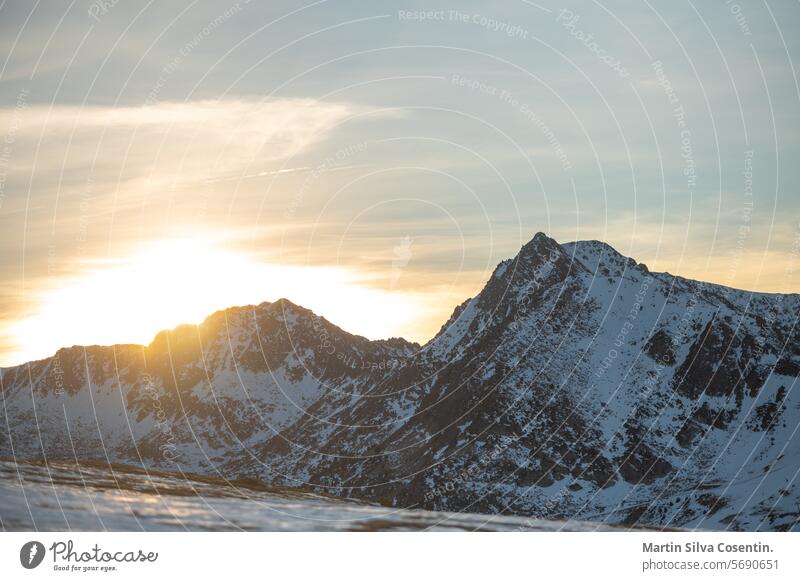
[9,239,444,365]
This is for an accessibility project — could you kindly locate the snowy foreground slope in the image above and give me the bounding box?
[2,233,799,531]
[0,459,618,531]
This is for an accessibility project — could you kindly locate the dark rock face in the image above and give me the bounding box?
[645,330,676,366]
[2,233,799,531]
[671,317,765,401]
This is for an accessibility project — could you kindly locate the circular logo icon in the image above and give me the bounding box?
[20,541,46,569]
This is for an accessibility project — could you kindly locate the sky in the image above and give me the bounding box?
[0,0,799,366]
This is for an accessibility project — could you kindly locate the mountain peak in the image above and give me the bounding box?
[496,231,575,286]
[562,239,644,279]
[519,231,562,256]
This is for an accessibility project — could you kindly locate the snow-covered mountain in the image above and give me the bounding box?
[2,233,799,531]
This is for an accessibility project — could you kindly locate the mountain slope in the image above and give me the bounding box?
[2,233,799,531]
[0,299,416,478]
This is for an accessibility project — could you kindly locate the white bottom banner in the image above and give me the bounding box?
[1,532,799,580]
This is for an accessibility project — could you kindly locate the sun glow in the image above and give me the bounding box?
[9,239,439,365]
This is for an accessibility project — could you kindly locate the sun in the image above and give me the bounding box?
[7,238,438,366]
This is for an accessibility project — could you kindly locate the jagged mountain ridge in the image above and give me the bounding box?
[0,300,417,478]
[2,233,799,530]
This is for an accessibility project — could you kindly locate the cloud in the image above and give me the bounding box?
[0,97,364,204]
[0,97,369,360]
